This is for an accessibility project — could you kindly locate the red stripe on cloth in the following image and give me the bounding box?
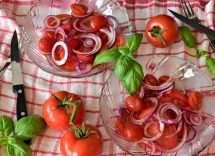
[2,1,35,6]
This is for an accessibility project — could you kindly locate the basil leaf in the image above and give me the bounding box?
[206,56,215,76]
[7,137,32,156]
[118,47,129,56]
[114,56,131,80]
[126,33,143,53]
[93,47,120,65]
[0,116,14,137]
[196,49,207,58]
[123,60,144,94]
[15,115,46,140]
[179,26,196,48]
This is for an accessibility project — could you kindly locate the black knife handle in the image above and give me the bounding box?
[13,85,28,120]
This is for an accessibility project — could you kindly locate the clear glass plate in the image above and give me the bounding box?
[22,0,132,78]
[100,55,215,155]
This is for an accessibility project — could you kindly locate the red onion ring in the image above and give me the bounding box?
[157,103,182,125]
[51,41,68,66]
[137,85,145,99]
[100,26,116,48]
[183,111,202,126]
[55,27,67,41]
[141,120,165,142]
[73,33,102,55]
[71,11,93,18]
[107,16,118,29]
[165,121,183,138]
[83,38,94,47]
[76,62,92,74]
[73,19,92,33]
[143,79,174,91]
[186,126,196,142]
[44,15,60,29]
[130,97,158,125]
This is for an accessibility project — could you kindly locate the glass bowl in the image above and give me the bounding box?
[100,55,215,155]
[22,0,131,78]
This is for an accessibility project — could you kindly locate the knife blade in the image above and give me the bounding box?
[169,9,215,40]
[11,31,28,120]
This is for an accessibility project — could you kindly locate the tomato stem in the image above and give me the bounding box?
[149,26,166,47]
[71,123,97,139]
[69,100,81,125]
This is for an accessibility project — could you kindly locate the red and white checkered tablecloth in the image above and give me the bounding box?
[0,0,215,155]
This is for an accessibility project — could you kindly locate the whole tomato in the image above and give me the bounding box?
[42,91,84,131]
[60,124,103,156]
[145,14,178,48]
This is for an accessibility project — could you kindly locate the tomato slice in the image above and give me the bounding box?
[60,20,74,35]
[124,95,143,113]
[38,36,56,54]
[71,3,88,16]
[143,74,159,86]
[168,90,188,107]
[46,16,59,28]
[90,14,107,32]
[158,94,173,104]
[66,38,82,53]
[113,33,126,47]
[43,30,55,39]
[76,46,95,63]
[56,14,72,20]
[188,91,203,111]
[139,107,154,120]
[158,75,170,84]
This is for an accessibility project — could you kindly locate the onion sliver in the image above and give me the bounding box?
[165,121,183,138]
[107,16,118,29]
[44,15,60,29]
[157,103,182,125]
[55,27,67,41]
[73,19,92,32]
[186,126,196,142]
[130,97,158,125]
[51,41,68,66]
[84,38,94,47]
[76,62,92,74]
[141,120,165,142]
[183,111,202,126]
[73,33,102,55]
[100,26,116,48]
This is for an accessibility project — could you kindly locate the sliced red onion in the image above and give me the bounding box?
[44,15,60,29]
[71,11,93,18]
[157,103,182,125]
[100,26,116,48]
[51,41,68,66]
[186,126,196,142]
[183,111,202,126]
[68,29,77,38]
[130,97,158,125]
[73,33,102,55]
[83,38,94,47]
[107,16,118,29]
[73,19,92,33]
[141,120,165,142]
[55,27,67,41]
[137,85,145,99]
[143,79,174,91]
[76,62,92,74]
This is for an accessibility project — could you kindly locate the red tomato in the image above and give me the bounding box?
[113,33,126,47]
[124,95,143,113]
[56,14,72,20]
[45,16,60,28]
[60,124,103,156]
[116,117,143,141]
[158,94,173,104]
[38,36,56,54]
[43,30,55,39]
[90,14,107,32]
[168,90,188,107]
[155,125,179,149]
[61,55,79,71]
[139,107,154,120]
[145,15,178,48]
[76,46,95,63]
[158,75,170,84]
[42,91,84,131]
[66,38,82,53]
[143,74,159,86]
[60,20,74,34]
[71,3,88,16]
[188,91,203,111]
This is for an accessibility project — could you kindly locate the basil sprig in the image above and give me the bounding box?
[94,33,144,94]
[0,115,46,156]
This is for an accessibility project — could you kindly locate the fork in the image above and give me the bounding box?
[180,0,215,52]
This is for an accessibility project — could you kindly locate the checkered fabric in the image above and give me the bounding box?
[0,0,215,155]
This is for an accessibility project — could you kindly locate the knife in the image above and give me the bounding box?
[169,9,215,43]
[11,31,28,120]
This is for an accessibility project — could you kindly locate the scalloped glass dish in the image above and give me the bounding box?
[100,55,215,155]
[22,0,131,78]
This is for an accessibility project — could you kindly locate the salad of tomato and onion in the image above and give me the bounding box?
[38,3,125,74]
[114,73,208,154]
